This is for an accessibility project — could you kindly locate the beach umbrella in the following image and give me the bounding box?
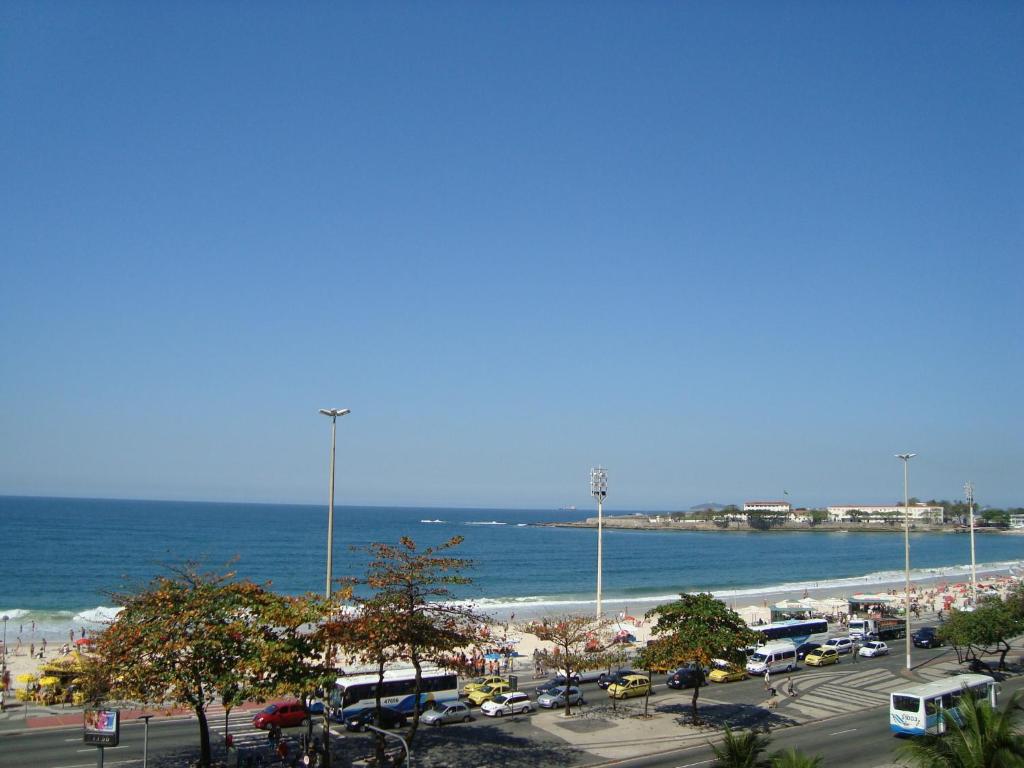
[74,637,94,647]
[16,673,37,683]
[38,676,61,687]
[483,652,501,661]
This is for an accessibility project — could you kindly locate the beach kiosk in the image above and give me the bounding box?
[847,593,900,618]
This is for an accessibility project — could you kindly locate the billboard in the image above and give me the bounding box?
[83,708,120,747]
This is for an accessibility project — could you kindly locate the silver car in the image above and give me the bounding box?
[537,685,584,709]
[419,700,472,726]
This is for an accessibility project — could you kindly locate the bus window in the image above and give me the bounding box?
[925,698,939,716]
[892,695,920,712]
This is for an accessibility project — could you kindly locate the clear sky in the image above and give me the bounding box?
[2,3,1021,510]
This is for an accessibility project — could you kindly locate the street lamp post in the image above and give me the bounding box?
[1,614,8,711]
[965,481,977,605]
[319,408,350,598]
[591,467,608,621]
[896,453,917,671]
[138,715,153,768]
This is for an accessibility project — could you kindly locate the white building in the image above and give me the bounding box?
[788,509,812,523]
[1009,514,1024,529]
[743,500,792,514]
[827,504,944,525]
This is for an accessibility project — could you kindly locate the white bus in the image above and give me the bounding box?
[889,674,997,736]
[329,667,460,721]
[751,619,829,646]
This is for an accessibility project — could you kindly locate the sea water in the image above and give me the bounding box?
[1,495,1020,641]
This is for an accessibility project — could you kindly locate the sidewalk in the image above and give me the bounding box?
[0,698,267,732]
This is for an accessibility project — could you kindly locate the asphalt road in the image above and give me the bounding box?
[0,639,1009,768]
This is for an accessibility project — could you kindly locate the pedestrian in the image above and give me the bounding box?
[69,629,74,644]
[29,643,34,658]
[763,669,771,691]
[852,641,860,662]
[785,677,796,698]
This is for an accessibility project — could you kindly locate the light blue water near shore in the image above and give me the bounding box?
[1,496,1021,641]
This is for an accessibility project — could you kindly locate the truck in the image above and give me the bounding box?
[848,617,906,641]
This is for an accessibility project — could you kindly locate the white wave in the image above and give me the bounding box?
[419,519,446,524]
[0,608,32,620]
[74,606,124,625]
[516,523,528,527]
[465,521,507,526]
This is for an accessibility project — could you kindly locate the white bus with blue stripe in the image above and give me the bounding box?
[329,666,459,721]
[751,618,829,646]
[889,674,997,735]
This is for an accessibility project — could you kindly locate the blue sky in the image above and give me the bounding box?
[2,3,1021,510]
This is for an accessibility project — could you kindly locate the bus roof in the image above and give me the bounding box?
[890,674,994,700]
[335,666,454,688]
[754,618,826,629]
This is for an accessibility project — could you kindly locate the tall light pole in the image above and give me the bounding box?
[1,614,8,711]
[591,467,608,620]
[319,408,350,598]
[896,453,917,671]
[965,481,977,605]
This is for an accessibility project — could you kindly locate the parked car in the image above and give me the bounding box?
[467,681,512,706]
[343,707,407,732]
[805,647,840,667]
[252,701,311,730]
[536,676,578,695]
[913,627,943,648]
[607,674,652,700]
[461,675,506,696]
[598,669,637,690]
[666,666,705,690]
[480,691,533,717]
[419,701,472,726]
[823,637,854,655]
[707,659,747,683]
[796,642,822,661]
[858,641,889,658]
[537,686,584,709]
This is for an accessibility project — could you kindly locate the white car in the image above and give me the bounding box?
[858,641,889,658]
[480,691,533,717]
[824,636,855,655]
[537,686,584,709]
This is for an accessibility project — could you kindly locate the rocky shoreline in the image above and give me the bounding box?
[539,517,1009,534]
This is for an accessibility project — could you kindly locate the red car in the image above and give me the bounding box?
[252,701,310,730]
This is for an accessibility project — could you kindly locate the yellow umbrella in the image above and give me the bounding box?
[16,673,37,683]
[38,676,61,687]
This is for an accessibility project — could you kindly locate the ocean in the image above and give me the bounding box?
[1,495,1020,643]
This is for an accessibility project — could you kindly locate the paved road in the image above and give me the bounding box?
[0,638,1009,768]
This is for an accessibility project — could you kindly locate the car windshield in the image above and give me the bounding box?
[481,685,496,693]
[262,705,279,714]
[749,652,768,663]
[548,687,566,696]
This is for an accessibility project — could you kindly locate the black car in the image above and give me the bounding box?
[666,666,705,690]
[598,669,637,690]
[536,676,579,696]
[796,642,822,661]
[913,627,943,648]
[344,706,407,732]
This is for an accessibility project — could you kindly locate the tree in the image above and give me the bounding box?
[526,614,610,716]
[897,690,1024,768]
[711,726,771,768]
[939,598,1024,671]
[769,748,823,768]
[325,536,485,765]
[637,593,757,722]
[97,563,322,768]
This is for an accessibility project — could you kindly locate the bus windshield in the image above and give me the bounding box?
[892,695,920,712]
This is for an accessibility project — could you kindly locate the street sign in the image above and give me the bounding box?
[508,674,518,690]
[84,708,120,747]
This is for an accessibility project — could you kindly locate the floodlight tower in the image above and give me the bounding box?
[319,408,351,598]
[591,467,608,620]
[965,481,977,605]
[896,453,917,671]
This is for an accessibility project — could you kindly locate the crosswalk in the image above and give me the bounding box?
[775,667,898,721]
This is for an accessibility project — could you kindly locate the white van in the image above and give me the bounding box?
[745,641,798,675]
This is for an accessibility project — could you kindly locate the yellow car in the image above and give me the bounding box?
[461,675,506,696]
[707,659,747,683]
[607,674,652,700]
[805,647,840,667]
[467,681,512,706]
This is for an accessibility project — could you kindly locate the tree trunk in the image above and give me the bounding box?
[195,705,212,767]
[690,669,704,723]
[374,660,387,765]
[562,653,573,717]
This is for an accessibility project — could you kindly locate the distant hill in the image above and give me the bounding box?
[689,502,728,512]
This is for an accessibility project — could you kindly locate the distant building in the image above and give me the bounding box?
[788,509,812,523]
[827,504,944,525]
[1009,514,1024,529]
[744,500,792,514]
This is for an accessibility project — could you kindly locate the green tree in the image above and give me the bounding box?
[897,690,1024,768]
[711,726,772,768]
[527,614,610,716]
[326,536,485,765]
[97,563,322,768]
[939,598,1024,670]
[769,748,824,768]
[637,593,757,722]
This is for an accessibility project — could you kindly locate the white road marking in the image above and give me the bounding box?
[829,728,858,735]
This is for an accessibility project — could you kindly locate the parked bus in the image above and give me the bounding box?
[889,674,997,736]
[329,667,460,721]
[751,619,829,646]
